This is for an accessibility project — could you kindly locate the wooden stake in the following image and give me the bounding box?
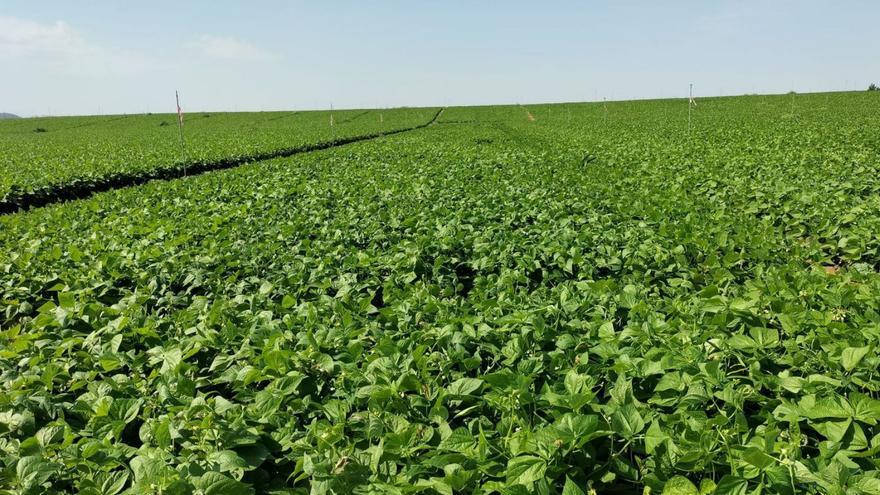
[175,90,187,175]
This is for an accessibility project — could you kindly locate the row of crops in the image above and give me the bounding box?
[2,92,880,494]
[0,107,439,210]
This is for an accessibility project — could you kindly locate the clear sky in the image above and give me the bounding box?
[2,1,878,116]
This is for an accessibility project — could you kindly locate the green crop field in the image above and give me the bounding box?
[0,107,439,210]
[2,91,880,494]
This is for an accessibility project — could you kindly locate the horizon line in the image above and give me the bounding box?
[5,88,874,119]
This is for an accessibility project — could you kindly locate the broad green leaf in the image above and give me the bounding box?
[281,294,297,309]
[258,281,274,295]
[851,393,880,424]
[562,476,586,495]
[208,450,248,472]
[446,377,483,396]
[130,455,172,485]
[506,455,547,486]
[749,327,779,347]
[612,404,645,439]
[813,418,852,442]
[102,471,130,495]
[196,471,254,495]
[645,420,666,454]
[661,475,699,495]
[58,292,75,309]
[699,479,717,495]
[17,456,58,491]
[842,346,870,371]
[440,427,476,452]
[741,447,775,470]
[853,477,880,494]
[552,413,601,445]
[415,478,453,495]
[356,384,394,401]
[714,475,748,495]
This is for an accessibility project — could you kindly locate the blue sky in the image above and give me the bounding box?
[2,1,878,116]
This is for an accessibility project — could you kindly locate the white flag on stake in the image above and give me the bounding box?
[175,90,187,172]
[176,91,184,126]
[687,84,696,134]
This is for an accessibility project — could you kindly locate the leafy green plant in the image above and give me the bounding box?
[2,92,880,493]
[0,107,439,207]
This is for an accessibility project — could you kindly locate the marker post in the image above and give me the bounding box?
[175,90,187,175]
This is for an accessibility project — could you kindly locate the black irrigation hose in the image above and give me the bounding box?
[334,110,371,125]
[0,108,444,215]
[259,111,299,123]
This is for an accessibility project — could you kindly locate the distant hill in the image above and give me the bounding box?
[0,113,20,119]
